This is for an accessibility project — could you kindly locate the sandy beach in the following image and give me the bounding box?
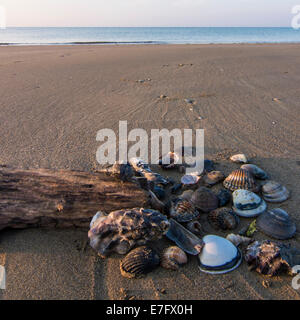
[0,43,300,300]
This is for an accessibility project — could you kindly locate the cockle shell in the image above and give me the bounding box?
[120,246,160,278]
[190,187,219,213]
[232,189,267,217]
[230,154,248,163]
[170,198,200,223]
[203,171,225,186]
[223,169,259,192]
[166,218,204,255]
[208,208,240,230]
[217,189,231,207]
[88,208,169,257]
[244,240,300,277]
[161,246,188,270]
[241,164,268,180]
[226,234,252,247]
[257,209,296,240]
[198,235,242,274]
[159,152,180,169]
[262,180,290,203]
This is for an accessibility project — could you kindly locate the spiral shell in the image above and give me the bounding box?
[161,246,188,270]
[190,187,219,213]
[223,169,259,192]
[208,208,239,230]
[120,246,160,279]
[170,199,200,222]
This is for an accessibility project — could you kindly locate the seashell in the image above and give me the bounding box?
[244,240,300,277]
[170,199,200,223]
[190,187,219,213]
[153,186,165,200]
[203,171,225,186]
[181,174,200,186]
[208,208,239,230]
[170,183,182,194]
[217,189,231,207]
[262,180,290,203]
[166,218,204,255]
[161,246,188,270]
[232,189,267,218]
[226,233,252,247]
[88,208,169,257]
[90,211,107,229]
[257,209,296,240]
[223,169,259,192]
[241,164,268,180]
[230,154,248,163]
[180,190,194,201]
[111,161,134,181]
[204,159,215,172]
[120,246,160,278]
[197,235,242,274]
[186,220,202,235]
[159,152,180,169]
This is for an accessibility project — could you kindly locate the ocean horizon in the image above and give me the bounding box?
[0,27,300,45]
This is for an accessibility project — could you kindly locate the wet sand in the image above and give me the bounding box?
[0,44,299,300]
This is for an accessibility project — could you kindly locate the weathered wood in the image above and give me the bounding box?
[0,166,149,230]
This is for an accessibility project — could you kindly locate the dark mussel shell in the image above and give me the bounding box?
[120,246,160,279]
[256,208,296,240]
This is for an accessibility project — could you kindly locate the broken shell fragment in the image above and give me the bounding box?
[88,208,169,257]
[262,180,290,203]
[120,246,160,279]
[241,164,268,180]
[256,209,296,240]
[190,187,219,213]
[208,208,240,231]
[203,171,225,186]
[217,189,231,207]
[232,189,267,218]
[170,198,200,223]
[198,235,242,275]
[226,234,252,247]
[166,218,204,255]
[230,154,248,163]
[223,169,259,192]
[161,246,188,270]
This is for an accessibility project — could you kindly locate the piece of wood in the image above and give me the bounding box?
[0,165,149,230]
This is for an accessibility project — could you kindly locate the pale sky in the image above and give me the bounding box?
[0,0,298,27]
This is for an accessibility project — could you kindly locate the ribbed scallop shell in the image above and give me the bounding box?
[120,246,160,279]
[161,246,188,270]
[170,199,200,222]
[262,181,290,203]
[190,187,219,213]
[208,208,240,230]
[223,169,259,192]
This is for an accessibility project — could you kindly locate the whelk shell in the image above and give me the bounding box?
[120,246,160,279]
[256,208,296,240]
[190,187,219,213]
[161,246,188,270]
[262,180,290,203]
[223,169,259,192]
[208,208,240,231]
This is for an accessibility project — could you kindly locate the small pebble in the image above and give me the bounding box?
[160,288,166,294]
[160,94,167,99]
[184,98,193,104]
[129,295,136,300]
[262,280,271,288]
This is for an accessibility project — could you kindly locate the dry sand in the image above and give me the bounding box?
[0,44,299,300]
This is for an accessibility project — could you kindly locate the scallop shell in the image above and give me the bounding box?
[208,208,239,230]
[262,180,290,203]
[170,199,200,223]
[190,187,219,213]
[120,246,160,279]
[241,164,268,180]
[232,189,267,218]
[217,189,231,207]
[223,169,259,192]
[230,154,248,163]
[257,209,296,240]
[161,246,188,270]
[198,235,242,274]
[203,171,225,186]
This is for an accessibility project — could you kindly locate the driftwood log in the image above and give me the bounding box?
[0,166,149,230]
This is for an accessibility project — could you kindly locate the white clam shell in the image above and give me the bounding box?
[198,235,242,274]
[232,189,267,217]
[230,154,248,163]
